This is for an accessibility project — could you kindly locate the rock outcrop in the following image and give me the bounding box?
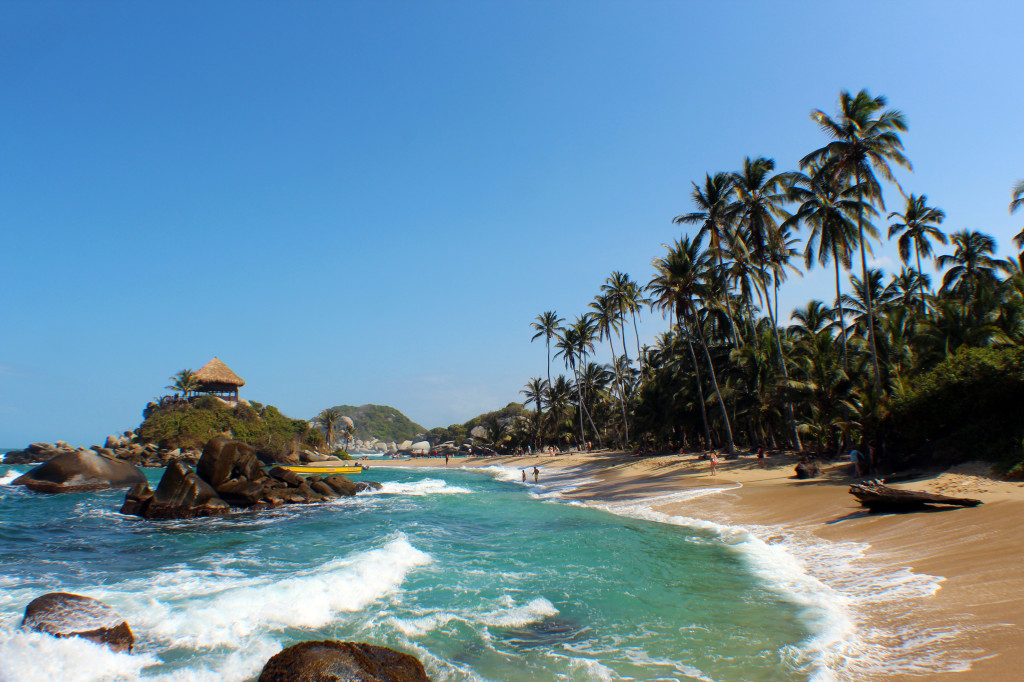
[258,641,429,682]
[21,592,134,653]
[12,450,147,493]
[4,434,202,469]
[122,438,369,519]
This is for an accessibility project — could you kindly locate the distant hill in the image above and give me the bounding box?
[328,404,426,443]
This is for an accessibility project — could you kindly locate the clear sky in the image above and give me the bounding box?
[2,1,1022,446]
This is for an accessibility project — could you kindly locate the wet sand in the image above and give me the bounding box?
[380,451,1024,680]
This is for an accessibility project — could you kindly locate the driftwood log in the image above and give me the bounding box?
[849,482,982,513]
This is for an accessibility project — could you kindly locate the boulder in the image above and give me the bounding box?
[301,450,330,463]
[354,481,383,493]
[130,460,230,519]
[13,451,147,493]
[323,475,358,497]
[269,466,305,488]
[197,438,263,488]
[217,478,268,506]
[119,483,154,516]
[21,592,134,653]
[258,640,429,682]
[105,435,123,449]
[309,481,337,498]
[410,441,430,455]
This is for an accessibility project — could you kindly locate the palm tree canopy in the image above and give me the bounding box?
[887,193,947,264]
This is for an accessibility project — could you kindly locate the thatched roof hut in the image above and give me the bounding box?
[194,357,245,400]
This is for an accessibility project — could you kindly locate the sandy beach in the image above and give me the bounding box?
[378,451,1024,680]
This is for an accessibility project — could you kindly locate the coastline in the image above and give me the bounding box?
[379,451,1024,680]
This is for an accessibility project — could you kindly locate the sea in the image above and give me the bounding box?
[0,454,966,681]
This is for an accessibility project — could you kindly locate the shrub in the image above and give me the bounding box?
[887,346,1024,474]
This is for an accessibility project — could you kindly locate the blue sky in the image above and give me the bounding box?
[2,1,1022,445]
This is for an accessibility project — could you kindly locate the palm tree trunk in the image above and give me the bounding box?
[915,242,925,313]
[631,310,643,372]
[833,246,849,371]
[717,253,744,348]
[683,330,712,449]
[856,168,883,394]
[607,332,630,448]
[570,360,587,448]
[691,315,735,455]
[760,269,803,451]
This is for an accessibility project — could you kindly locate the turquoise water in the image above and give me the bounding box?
[0,463,857,680]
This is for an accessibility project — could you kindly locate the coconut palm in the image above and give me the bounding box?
[1011,180,1024,250]
[647,235,735,454]
[804,89,911,393]
[531,311,564,418]
[167,369,199,399]
[589,293,631,447]
[887,193,947,308]
[785,163,867,369]
[937,230,1006,303]
[603,272,648,369]
[520,377,548,446]
[676,172,743,346]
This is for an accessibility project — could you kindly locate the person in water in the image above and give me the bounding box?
[533,466,540,483]
[522,469,526,483]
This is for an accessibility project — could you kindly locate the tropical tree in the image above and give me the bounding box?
[167,369,199,399]
[887,193,946,308]
[520,377,548,446]
[589,293,630,447]
[804,89,911,393]
[937,230,1006,303]
[530,311,564,417]
[313,407,345,450]
[1011,180,1024,251]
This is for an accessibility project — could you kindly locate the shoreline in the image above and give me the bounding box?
[380,451,1024,680]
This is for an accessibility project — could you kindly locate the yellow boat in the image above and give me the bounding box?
[279,464,364,475]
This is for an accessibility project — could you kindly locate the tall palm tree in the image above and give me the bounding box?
[648,235,735,454]
[887,193,947,308]
[1010,180,1024,251]
[520,377,548,446]
[804,89,911,393]
[530,311,564,419]
[604,272,648,370]
[589,293,630,447]
[167,369,199,399]
[728,155,802,449]
[676,172,743,346]
[937,230,1006,302]
[785,163,866,369]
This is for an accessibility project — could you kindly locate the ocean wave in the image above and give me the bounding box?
[0,628,160,682]
[91,533,431,650]
[0,470,21,486]
[388,595,559,639]
[363,479,473,496]
[583,490,970,680]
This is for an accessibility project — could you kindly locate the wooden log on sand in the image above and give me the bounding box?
[850,482,982,513]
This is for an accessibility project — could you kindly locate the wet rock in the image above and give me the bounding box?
[269,466,305,488]
[258,640,429,682]
[12,451,147,493]
[197,437,263,488]
[21,592,134,653]
[217,478,268,506]
[119,482,154,516]
[134,460,230,519]
[355,481,383,493]
[310,481,337,498]
[323,475,357,496]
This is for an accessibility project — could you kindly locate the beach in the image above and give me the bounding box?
[380,451,1024,680]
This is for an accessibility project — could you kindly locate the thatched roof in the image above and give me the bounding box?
[194,357,245,386]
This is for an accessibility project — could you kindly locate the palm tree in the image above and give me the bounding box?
[937,230,1006,303]
[887,193,947,308]
[520,377,548,446]
[603,272,648,370]
[167,369,199,399]
[313,407,344,450]
[676,172,743,346]
[728,156,802,449]
[804,89,911,394]
[1010,180,1024,251]
[785,163,866,369]
[647,235,735,454]
[531,311,564,419]
[589,293,630,447]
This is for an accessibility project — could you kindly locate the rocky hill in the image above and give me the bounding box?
[327,404,426,443]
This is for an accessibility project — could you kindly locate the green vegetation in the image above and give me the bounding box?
[428,403,528,448]
[519,88,1024,474]
[138,395,314,457]
[325,404,426,443]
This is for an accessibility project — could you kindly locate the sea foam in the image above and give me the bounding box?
[0,470,20,486]
[367,479,473,496]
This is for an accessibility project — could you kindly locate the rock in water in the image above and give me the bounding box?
[12,450,146,493]
[323,475,358,496]
[197,437,263,488]
[259,641,429,682]
[134,460,230,519]
[21,593,134,653]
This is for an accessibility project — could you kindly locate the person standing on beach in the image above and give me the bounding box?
[533,466,540,483]
[522,469,526,483]
[445,452,449,466]
[709,451,718,476]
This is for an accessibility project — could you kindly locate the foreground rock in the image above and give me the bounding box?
[122,438,377,519]
[21,592,134,653]
[4,434,202,468]
[13,451,146,493]
[850,482,983,512]
[259,641,429,682]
